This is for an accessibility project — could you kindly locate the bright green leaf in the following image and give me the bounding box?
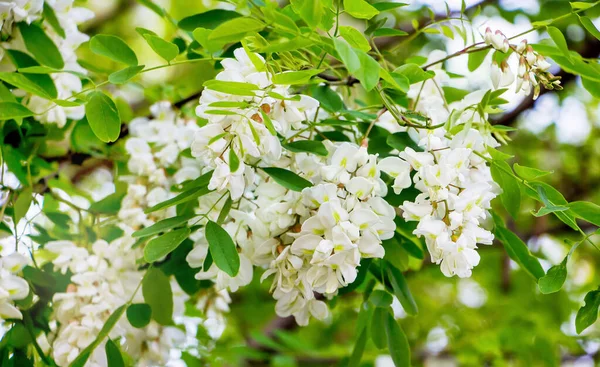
[90,34,138,66]
[108,65,145,84]
[85,91,122,143]
[576,289,600,334]
[18,22,64,69]
[205,220,240,277]
[344,0,380,20]
[143,35,179,62]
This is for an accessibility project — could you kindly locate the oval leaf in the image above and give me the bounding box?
[18,22,64,69]
[262,167,313,192]
[85,91,122,143]
[126,303,152,328]
[205,220,240,277]
[144,227,191,263]
[90,34,138,66]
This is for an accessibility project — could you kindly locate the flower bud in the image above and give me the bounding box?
[525,46,536,65]
[484,27,493,45]
[518,56,527,77]
[536,54,551,71]
[516,39,527,53]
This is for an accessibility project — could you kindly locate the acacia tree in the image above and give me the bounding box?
[0,0,600,365]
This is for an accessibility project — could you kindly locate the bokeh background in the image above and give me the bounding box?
[70,0,600,366]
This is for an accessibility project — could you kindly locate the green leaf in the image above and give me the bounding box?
[527,182,580,231]
[283,140,328,156]
[371,307,387,349]
[348,328,368,367]
[43,3,65,38]
[569,201,600,226]
[90,34,138,66]
[547,26,571,62]
[108,65,145,84]
[582,77,600,98]
[126,303,152,328]
[144,228,191,263]
[576,289,600,334]
[5,50,58,99]
[229,148,240,172]
[217,195,233,225]
[208,17,264,42]
[442,86,469,103]
[85,91,122,143]
[272,70,321,85]
[467,48,490,72]
[513,163,552,181]
[394,64,435,84]
[495,226,545,280]
[142,268,173,325]
[132,214,195,238]
[205,220,240,277]
[311,85,343,112]
[0,72,53,99]
[538,256,567,294]
[580,16,600,41]
[13,187,32,224]
[290,0,323,29]
[0,102,34,120]
[355,51,380,91]
[384,311,410,367]
[372,2,408,11]
[18,22,64,69]
[372,28,409,38]
[178,10,240,31]
[88,191,126,215]
[344,0,380,19]
[143,35,179,62]
[385,264,418,315]
[369,290,393,308]
[105,339,124,367]
[203,80,259,96]
[334,39,360,73]
[339,26,371,52]
[490,161,521,219]
[70,305,126,367]
[571,2,597,10]
[262,167,313,192]
[145,185,211,214]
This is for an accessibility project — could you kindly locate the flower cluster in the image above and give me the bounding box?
[191,47,319,200]
[46,235,188,367]
[0,236,29,320]
[119,101,201,228]
[380,126,499,278]
[0,0,43,39]
[262,143,396,325]
[484,28,561,98]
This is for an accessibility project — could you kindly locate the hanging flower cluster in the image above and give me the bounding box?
[46,235,188,367]
[262,143,396,325]
[380,128,499,278]
[485,28,562,98]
